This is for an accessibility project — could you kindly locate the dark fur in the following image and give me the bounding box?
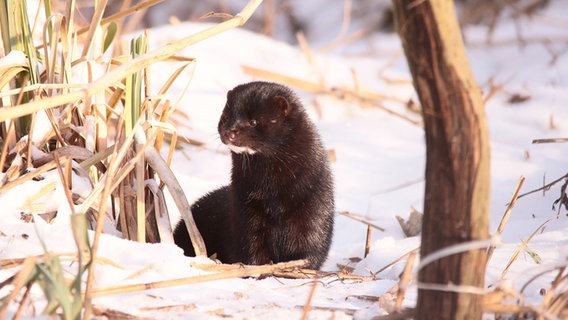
[174,81,334,270]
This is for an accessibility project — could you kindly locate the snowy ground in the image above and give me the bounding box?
[1,1,568,319]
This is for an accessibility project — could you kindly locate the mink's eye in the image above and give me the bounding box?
[249,119,258,127]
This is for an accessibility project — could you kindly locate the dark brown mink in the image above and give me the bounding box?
[173,81,335,270]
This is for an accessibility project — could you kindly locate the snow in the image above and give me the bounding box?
[1,1,568,319]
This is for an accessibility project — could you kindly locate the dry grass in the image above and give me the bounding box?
[91,259,306,297]
[0,0,262,317]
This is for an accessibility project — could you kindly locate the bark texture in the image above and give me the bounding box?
[392,1,491,319]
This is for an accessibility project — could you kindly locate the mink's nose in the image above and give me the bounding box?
[228,131,237,142]
[222,129,237,143]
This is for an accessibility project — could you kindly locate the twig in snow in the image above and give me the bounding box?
[339,211,386,232]
[364,225,372,257]
[498,217,555,282]
[91,260,307,297]
[487,176,525,266]
[301,281,318,320]
[516,172,568,200]
[373,247,420,277]
[395,250,416,311]
[191,262,375,282]
[532,138,568,144]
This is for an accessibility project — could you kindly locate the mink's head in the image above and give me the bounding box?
[218,82,308,155]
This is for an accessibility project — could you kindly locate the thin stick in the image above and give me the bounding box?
[261,0,275,36]
[339,211,386,232]
[192,263,374,281]
[136,138,146,242]
[13,282,33,320]
[336,0,352,41]
[395,251,416,311]
[295,32,316,66]
[317,29,369,54]
[52,153,77,215]
[417,239,493,273]
[468,36,568,48]
[518,263,568,296]
[242,65,325,93]
[92,0,164,34]
[364,225,372,257]
[532,138,568,144]
[517,172,568,200]
[26,112,36,169]
[416,282,486,295]
[539,266,566,311]
[81,0,108,58]
[267,269,373,282]
[91,260,306,297]
[0,120,16,176]
[498,217,555,281]
[301,281,318,320]
[373,247,420,277]
[486,176,525,266]
[371,178,424,196]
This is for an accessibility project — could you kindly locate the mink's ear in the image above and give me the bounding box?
[273,95,291,117]
[226,89,233,100]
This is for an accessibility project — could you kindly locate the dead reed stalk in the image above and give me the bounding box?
[301,281,319,320]
[395,251,416,311]
[91,260,306,297]
[339,211,386,232]
[486,176,525,265]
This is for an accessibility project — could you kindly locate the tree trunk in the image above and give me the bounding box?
[392,1,491,319]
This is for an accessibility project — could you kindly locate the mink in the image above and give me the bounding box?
[174,81,334,270]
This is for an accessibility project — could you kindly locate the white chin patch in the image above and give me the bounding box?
[227,144,257,155]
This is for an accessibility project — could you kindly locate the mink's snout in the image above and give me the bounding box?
[220,128,239,144]
[227,130,237,142]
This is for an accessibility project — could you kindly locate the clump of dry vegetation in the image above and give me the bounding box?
[0,0,262,317]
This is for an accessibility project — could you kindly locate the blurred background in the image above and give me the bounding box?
[69,0,552,51]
